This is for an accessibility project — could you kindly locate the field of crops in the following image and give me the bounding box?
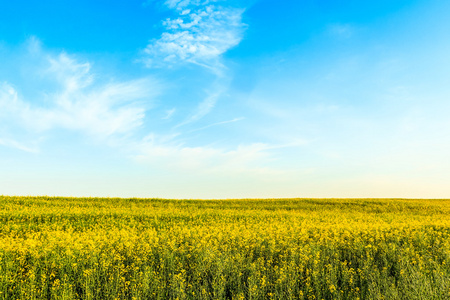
[0,196,449,299]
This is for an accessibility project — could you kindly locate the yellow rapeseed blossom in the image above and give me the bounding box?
[0,196,448,299]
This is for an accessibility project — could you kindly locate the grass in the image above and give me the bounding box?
[0,196,449,299]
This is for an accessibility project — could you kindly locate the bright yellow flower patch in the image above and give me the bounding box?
[0,196,449,299]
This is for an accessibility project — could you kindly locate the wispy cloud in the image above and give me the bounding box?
[0,137,38,153]
[143,1,246,70]
[1,39,290,181]
[174,88,222,128]
[187,117,244,132]
[133,139,289,176]
[163,0,219,10]
[162,108,176,119]
[0,41,161,150]
[142,0,248,128]
[129,125,309,180]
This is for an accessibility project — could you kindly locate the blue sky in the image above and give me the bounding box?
[1,0,450,198]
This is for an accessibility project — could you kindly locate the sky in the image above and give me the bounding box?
[1,0,450,199]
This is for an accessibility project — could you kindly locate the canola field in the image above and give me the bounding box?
[0,196,449,300]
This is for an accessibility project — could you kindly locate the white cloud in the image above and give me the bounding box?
[134,139,289,176]
[0,46,160,150]
[1,38,296,185]
[162,108,176,119]
[142,0,248,127]
[1,39,287,181]
[130,130,309,181]
[0,137,38,153]
[143,2,245,69]
[164,0,219,11]
[187,117,244,132]
[174,89,221,127]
